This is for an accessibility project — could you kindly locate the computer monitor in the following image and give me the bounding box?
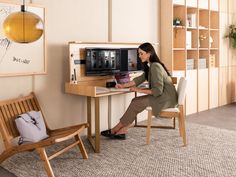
[85,48,120,76]
[120,48,143,73]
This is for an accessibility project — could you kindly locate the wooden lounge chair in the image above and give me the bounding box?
[0,92,88,177]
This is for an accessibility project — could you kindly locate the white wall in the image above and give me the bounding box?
[0,0,159,151]
[112,0,157,43]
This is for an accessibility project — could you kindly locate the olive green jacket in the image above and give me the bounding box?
[133,62,178,116]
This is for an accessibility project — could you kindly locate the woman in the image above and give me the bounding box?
[101,42,178,139]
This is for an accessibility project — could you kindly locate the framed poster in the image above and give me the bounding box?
[0,0,46,76]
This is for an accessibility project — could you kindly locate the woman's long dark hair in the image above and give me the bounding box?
[138,42,171,80]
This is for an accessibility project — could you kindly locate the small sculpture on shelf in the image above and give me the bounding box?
[209,36,213,48]
[225,25,236,48]
[199,35,207,48]
[173,17,183,38]
[173,18,183,27]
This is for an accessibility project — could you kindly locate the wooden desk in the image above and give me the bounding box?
[65,77,177,153]
[65,83,132,153]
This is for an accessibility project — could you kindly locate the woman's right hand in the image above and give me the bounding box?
[115,84,124,89]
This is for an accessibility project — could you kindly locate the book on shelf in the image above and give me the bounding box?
[187,13,197,28]
[199,58,207,69]
[186,31,192,49]
[186,59,195,70]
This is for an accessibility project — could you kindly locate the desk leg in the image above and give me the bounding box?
[134,92,138,126]
[108,95,112,129]
[87,97,92,138]
[87,97,100,153]
[94,97,100,152]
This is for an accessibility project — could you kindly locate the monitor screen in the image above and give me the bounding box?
[85,48,120,76]
[120,48,143,73]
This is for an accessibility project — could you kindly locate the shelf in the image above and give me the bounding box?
[199,28,209,30]
[173,48,185,50]
[173,25,185,29]
[173,4,185,7]
[174,5,185,27]
[173,29,186,48]
[187,51,197,70]
[199,7,209,11]
[210,30,219,48]
[209,9,219,12]
[187,48,198,50]
[187,27,197,30]
[199,8,209,12]
[186,5,197,8]
[210,50,219,67]
[199,10,209,29]
[210,11,219,29]
[210,29,219,31]
[199,0,208,10]
[174,50,185,70]
[187,8,197,28]
[186,0,197,8]
[186,68,197,71]
[161,0,220,114]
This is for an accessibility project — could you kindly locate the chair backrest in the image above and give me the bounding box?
[177,77,187,105]
[0,92,44,148]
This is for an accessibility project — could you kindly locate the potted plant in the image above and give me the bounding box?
[173,18,183,26]
[225,25,236,48]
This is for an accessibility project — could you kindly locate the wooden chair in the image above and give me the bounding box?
[134,77,178,129]
[146,77,187,146]
[0,92,89,177]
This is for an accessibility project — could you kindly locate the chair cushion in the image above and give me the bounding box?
[15,111,48,145]
[146,106,179,113]
[161,107,180,113]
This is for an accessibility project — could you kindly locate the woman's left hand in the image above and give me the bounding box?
[130,87,152,95]
[130,87,140,92]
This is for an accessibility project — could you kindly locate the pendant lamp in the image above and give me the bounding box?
[3,0,44,43]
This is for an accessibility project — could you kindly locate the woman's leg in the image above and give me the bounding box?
[112,95,150,134]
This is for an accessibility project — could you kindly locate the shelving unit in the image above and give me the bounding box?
[161,0,220,115]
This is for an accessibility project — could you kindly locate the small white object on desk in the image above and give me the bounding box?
[96,87,110,94]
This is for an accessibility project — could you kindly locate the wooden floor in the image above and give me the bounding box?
[0,103,236,177]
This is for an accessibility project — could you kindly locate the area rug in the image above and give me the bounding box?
[2,122,236,177]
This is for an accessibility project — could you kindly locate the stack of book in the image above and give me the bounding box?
[199,58,207,69]
[186,59,195,70]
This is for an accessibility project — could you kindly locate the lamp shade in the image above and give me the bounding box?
[3,11,43,43]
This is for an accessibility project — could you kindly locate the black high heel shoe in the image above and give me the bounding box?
[110,134,126,140]
[101,129,113,137]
